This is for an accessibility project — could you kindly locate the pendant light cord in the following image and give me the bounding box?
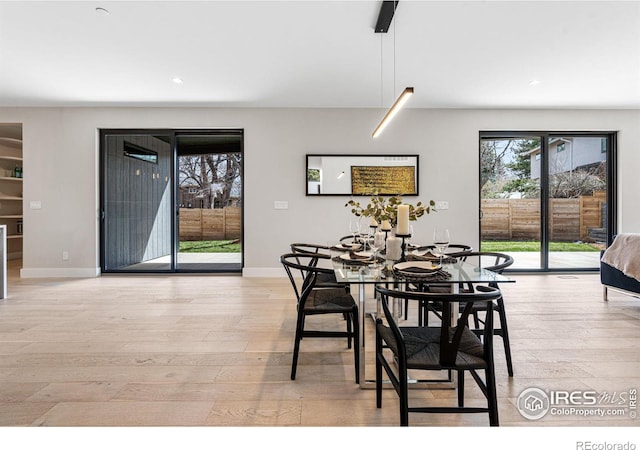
[393,0,397,96]
[380,34,383,106]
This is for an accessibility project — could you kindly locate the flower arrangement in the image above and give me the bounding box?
[345,194,435,227]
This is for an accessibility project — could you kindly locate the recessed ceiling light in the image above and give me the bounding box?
[172,77,184,85]
[529,79,542,86]
[95,7,110,15]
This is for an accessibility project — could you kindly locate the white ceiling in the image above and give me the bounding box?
[0,0,639,109]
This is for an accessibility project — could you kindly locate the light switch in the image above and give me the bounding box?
[274,201,289,210]
[30,200,42,210]
[435,201,449,210]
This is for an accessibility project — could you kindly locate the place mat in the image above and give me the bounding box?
[347,251,372,261]
[391,265,452,282]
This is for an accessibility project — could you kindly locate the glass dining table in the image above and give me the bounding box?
[330,247,515,389]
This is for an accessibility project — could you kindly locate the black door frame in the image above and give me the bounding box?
[99,128,244,274]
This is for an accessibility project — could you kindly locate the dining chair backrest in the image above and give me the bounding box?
[375,285,502,367]
[290,242,345,287]
[290,243,329,255]
[460,252,513,287]
[414,244,473,261]
[280,252,334,307]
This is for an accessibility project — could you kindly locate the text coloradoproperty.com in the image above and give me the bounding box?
[552,407,628,417]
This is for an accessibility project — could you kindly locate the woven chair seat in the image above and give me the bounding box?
[377,325,487,370]
[305,288,358,313]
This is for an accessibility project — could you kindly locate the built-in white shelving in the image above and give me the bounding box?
[0,125,23,260]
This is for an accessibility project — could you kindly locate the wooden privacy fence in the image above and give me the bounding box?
[481,191,606,241]
[179,207,241,241]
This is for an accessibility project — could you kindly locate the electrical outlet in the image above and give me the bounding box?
[435,201,449,210]
[62,251,69,261]
[274,201,289,210]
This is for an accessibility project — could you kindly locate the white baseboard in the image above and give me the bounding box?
[20,266,285,279]
[20,267,101,278]
[242,267,286,277]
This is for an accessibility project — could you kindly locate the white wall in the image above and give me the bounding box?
[0,107,638,277]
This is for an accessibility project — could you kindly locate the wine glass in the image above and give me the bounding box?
[407,224,415,248]
[369,240,380,270]
[349,218,360,247]
[433,228,450,266]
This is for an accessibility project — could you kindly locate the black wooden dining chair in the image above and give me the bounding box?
[460,252,515,377]
[280,252,359,383]
[419,251,515,376]
[375,285,502,426]
[404,244,473,320]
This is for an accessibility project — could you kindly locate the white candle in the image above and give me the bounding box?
[397,204,410,235]
[386,236,402,261]
[370,217,378,227]
[380,220,392,231]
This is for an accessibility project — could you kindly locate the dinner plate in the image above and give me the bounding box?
[393,261,442,273]
[340,251,373,261]
[336,243,362,250]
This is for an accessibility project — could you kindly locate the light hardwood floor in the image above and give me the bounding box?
[1,261,639,429]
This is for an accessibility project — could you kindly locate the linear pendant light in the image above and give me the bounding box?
[372,87,413,138]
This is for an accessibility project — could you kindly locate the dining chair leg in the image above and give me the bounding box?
[472,310,481,329]
[497,298,514,377]
[457,370,465,407]
[291,313,304,380]
[486,366,499,426]
[399,370,409,427]
[376,327,383,406]
[352,309,360,384]
[346,313,353,349]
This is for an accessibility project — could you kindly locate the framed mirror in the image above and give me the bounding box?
[306,154,419,196]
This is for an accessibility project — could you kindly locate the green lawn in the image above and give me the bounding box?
[481,241,600,252]
[179,240,241,253]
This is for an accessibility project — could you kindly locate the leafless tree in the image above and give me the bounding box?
[179,153,242,208]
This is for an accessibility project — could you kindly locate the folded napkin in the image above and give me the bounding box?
[349,251,371,260]
[407,254,457,264]
[397,265,438,274]
[409,252,439,261]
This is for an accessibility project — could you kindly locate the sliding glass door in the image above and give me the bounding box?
[101,132,173,272]
[100,129,244,273]
[480,131,616,271]
[175,132,243,272]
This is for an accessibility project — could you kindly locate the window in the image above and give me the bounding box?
[124,141,158,164]
[480,131,616,272]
